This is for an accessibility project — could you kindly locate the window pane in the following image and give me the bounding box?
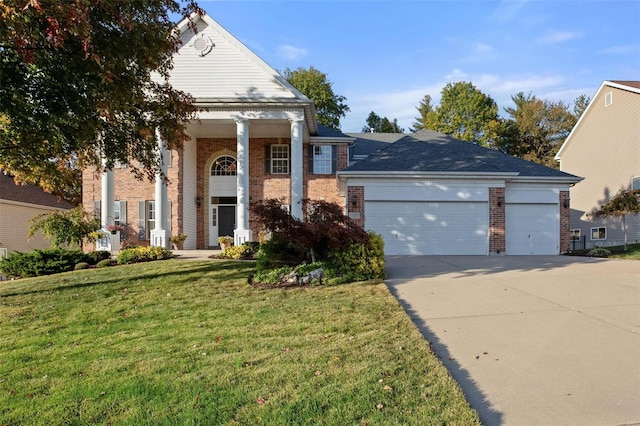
[313,145,332,174]
[211,156,237,176]
[271,145,289,174]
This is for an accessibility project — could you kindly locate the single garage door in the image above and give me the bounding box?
[506,204,558,255]
[365,201,488,255]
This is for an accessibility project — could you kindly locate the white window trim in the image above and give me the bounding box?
[271,144,289,175]
[313,145,332,175]
[570,229,581,239]
[632,176,640,190]
[590,227,607,241]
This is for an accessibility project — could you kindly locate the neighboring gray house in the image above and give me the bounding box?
[339,130,582,255]
[0,174,73,255]
[555,80,640,249]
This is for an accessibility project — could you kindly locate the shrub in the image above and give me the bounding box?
[117,246,173,264]
[74,262,90,270]
[251,266,294,285]
[327,231,386,282]
[256,239,306,271]
[28,206,101,247]
[219,243,259,260]
[587,247,611,257]
[84,250,112,265]
[96,259,115,268]
[0,248,86,278]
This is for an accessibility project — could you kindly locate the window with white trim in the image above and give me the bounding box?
[632,176,640,190]
[271,145,289,174]
[312,145,332,174]
[211,156,237,176]
[570,229,580,239]
[590,227,607,240]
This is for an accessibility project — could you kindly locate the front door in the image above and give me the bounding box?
[218,206,236,243]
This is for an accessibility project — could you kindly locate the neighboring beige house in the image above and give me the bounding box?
[555,80,640,249]
[0,174,73,255]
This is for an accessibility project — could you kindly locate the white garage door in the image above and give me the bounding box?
[365,201,488,255]
[506,204,558,255]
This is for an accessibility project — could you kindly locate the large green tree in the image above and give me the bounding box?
[0,0,203,204]
[410,94,434,132]
[498,92,577,168]
[423,81,501,147]
[362,111,404,133]
[283,66,349,130]
[590,189,640,251]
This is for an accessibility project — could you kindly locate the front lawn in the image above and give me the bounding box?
[608,243,640,260]
[0,259,479,425]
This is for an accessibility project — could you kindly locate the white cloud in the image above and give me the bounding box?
[538,30,580,44]
[475,43,493,53]
[276,44,308,61]
[599,44,640,55]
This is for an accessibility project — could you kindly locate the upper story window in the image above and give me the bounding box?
[211,156,237,176]
[270,145,289,174]
[309,145,338,174]
[312,145,332,174]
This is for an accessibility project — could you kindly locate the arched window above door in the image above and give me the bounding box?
[211,156,237,176]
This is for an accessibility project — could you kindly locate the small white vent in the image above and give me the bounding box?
[605,91,612,107]
[190,35,215,57]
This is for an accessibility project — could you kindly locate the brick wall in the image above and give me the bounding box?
[489,187,506,254]
[82,148,182,248]
[346,186,365,228]
[559,190,570,253]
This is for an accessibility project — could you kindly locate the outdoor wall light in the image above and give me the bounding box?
[497,196,504,207]
[563,198,570,208]
[350,194,358,208]
[196,196,202,208]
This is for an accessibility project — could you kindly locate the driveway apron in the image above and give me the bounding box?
[385,255,640,426]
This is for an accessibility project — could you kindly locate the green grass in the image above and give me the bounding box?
[608,243,640,260]
[0,260,479,425]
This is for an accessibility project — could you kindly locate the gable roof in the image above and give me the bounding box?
[340,130,581,182]
[173,13,319,134]
[555,80,640,160]
[0,174,73,209]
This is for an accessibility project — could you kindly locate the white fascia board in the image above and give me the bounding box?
[338,171,519,183]
[309,136,356,145]
[195,108,305,121]
[507,175,584,185]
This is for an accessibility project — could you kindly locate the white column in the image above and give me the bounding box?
[97,158,117,252]
[151,129,169,248]
[290,119,304,220]
[234,118,252,245]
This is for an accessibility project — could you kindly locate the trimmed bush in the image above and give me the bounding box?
[84,250,112,265]
[0,248,86,278]
[117,246,173,264]
[327,231,386,282]
[74,262,90,270]
[220,243,259,260]
[96,259,115,268]
[256,239,305,271]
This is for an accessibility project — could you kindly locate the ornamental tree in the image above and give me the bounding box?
[28,206,101,248]
[0,0,203,202]
[590,189,640,251]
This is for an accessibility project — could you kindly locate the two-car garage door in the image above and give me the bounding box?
[365,201,488,255]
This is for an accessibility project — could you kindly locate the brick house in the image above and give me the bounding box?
[82,12,581,255]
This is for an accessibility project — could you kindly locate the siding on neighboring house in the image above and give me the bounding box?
[0,200,68,253]
[557,82,640,248]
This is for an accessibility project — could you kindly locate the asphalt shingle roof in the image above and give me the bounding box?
[315,124,352,138]
[346,132,405,157]
[0,174,73,209]
[344,129,580,179]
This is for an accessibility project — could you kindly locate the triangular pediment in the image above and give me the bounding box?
[170,14,309,104]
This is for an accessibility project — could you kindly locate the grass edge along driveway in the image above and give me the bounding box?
[0,259,479,425]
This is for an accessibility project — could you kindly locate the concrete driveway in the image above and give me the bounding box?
[385,255,640,426]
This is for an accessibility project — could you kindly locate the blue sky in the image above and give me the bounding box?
[196,0,640,132]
